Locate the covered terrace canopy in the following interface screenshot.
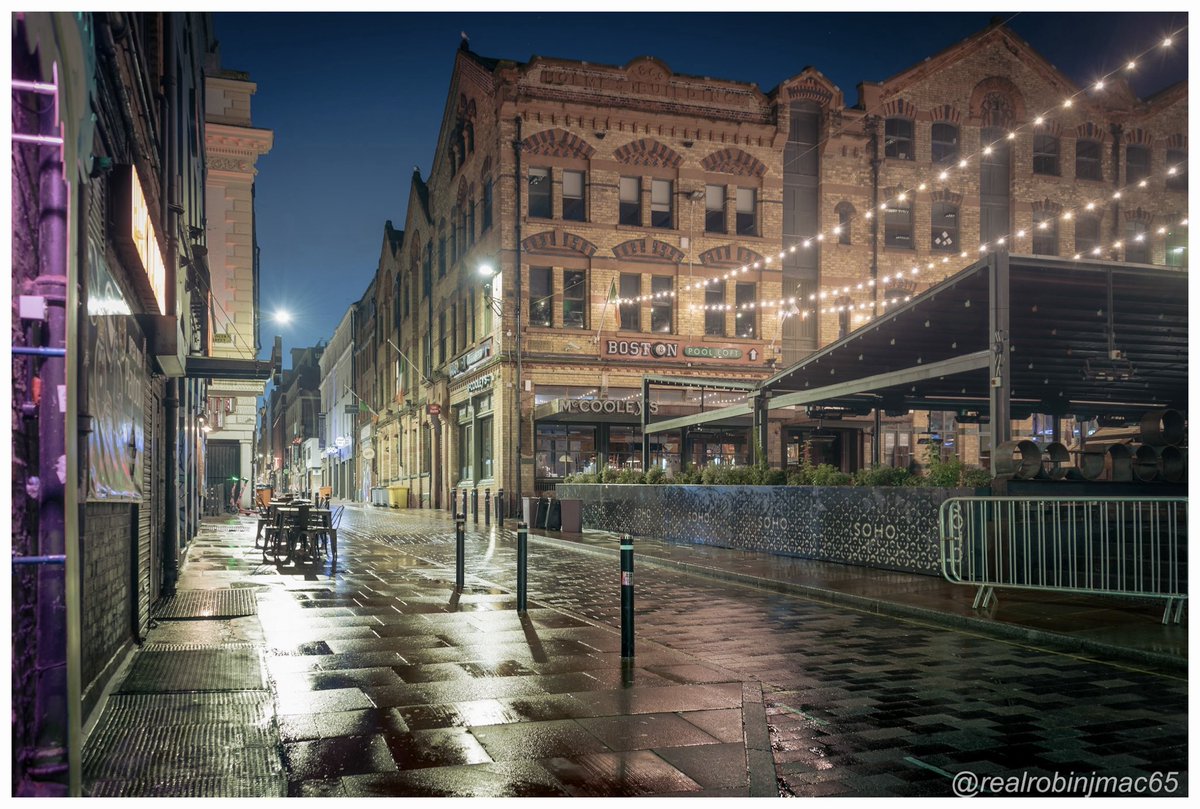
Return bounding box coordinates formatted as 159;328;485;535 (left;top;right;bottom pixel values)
640;253;1187;471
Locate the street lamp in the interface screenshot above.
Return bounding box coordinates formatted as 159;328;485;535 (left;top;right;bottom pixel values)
478;261;521;523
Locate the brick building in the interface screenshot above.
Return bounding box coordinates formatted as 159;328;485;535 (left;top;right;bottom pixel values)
345;21;1185;511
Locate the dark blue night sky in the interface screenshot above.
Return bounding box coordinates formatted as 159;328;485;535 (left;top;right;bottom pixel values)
211;11;1188;359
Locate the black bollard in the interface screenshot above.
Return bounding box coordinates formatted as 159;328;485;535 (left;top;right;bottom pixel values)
620;534;634;659
484;489;491;525
516;521;528;613
471;487;479;523
455;517;465;591
451;488;458;517
496;488;505;524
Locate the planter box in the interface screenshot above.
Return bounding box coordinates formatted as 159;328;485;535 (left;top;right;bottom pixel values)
555;483;977;575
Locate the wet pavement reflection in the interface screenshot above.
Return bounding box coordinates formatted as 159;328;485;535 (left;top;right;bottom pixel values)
80;506;1187;797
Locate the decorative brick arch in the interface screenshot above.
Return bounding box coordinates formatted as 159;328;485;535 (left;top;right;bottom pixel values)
1123;207;1153;225
699;245;764;267
882;98;917;120
521;230;598;258
931;188;963;207
612;138;683;169
700;148;767;178
1075;122;1108;143
1035;120;1063;138
968;76;1026;126
521;128;596;159
1031;199;1062;216
1124;128;1154;146
1165;133;1187;150
613;238;684;264
929;104;962;124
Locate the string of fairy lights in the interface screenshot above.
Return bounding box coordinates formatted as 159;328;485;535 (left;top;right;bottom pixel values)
612;27;1187;326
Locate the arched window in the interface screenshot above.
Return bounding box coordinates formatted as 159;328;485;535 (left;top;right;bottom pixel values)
1125;219;1150;264
1033;134;1060;176
884;199;913;248
835;202;854;245
1126;145;1151;184
931;123;959;164
1032;207;1059;256
931;202;958;252
1074;215;1101;257
1075;140;1103;181
884;118;914;160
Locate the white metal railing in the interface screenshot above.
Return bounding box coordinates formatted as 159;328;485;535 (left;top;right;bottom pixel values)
940;496;1187;624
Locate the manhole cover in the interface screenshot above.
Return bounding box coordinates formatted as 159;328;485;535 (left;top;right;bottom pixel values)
156;589;258;619
117;645;264;692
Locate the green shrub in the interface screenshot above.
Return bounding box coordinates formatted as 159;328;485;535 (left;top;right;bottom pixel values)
644;466;665;485
811;463;852;486
960;468;994;489
764;469;788;486
786;468;812;486
852;464;913;487
700;465;719;485
615;468;644;484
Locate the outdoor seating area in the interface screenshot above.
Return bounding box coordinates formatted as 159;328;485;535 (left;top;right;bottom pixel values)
256;497;344;566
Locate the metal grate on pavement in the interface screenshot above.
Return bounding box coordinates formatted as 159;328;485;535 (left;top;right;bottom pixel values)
116;644;264;693
155;588;258;619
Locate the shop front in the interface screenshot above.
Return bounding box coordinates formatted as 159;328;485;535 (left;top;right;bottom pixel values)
451;371;497;490
532;385;755;492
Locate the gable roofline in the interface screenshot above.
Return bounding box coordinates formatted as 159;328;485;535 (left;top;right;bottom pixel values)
878;21;1078;99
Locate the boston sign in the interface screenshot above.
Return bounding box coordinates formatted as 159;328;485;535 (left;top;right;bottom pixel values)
605;339;761;363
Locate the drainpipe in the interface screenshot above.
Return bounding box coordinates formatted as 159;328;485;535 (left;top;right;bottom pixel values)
867;116;880;317
26;90;70;796
868;116;882;466
1109;123;1123;257
513;116;524;517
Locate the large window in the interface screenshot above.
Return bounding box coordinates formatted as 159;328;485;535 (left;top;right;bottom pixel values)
438;312;446;365
563;170;585;221
458;420;473;482
619;273;641;331
1033;134;1060;175
736;188;757;236
478;414;493;480
482;178;493;231
563;270;587;328
619;176;641;225
1075;215;1101;256
884;118;914;160
528;167;551;218
836;202;853;245
1126;145;1151;184
705;184;726;233
1125;220;1149;264
535;424;596;479
650;276;673;333
650;179;672;228
931;123;959;164
884;199;913;248
529;267;552;327
735;282;756;338
438;236;446;277
1032;209;1058;256
1166;149;1187;191
931;202;958;252
1075;139;1102;181
705;281;726;336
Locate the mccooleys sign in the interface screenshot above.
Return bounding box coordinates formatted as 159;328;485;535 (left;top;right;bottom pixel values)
561;398;659;416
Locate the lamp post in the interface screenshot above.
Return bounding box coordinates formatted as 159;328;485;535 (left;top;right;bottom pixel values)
479;262;521;523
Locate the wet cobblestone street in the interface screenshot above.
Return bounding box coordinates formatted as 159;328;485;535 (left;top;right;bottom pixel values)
82;506;1187;797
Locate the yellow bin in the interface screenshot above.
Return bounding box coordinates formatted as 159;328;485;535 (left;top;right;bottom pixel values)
388;485;409;508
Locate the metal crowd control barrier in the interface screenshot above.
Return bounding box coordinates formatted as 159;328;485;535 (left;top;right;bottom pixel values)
939;496;1187;624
